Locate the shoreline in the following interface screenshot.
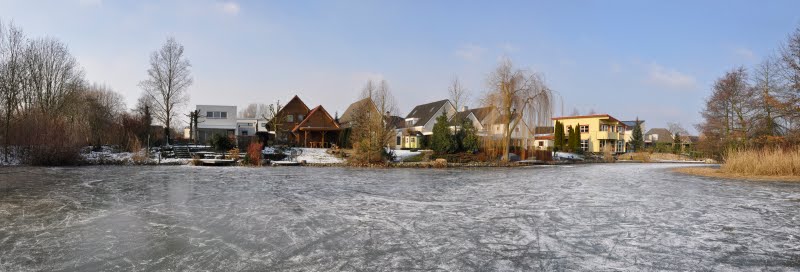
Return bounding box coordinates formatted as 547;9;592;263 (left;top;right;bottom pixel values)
673;166;800;182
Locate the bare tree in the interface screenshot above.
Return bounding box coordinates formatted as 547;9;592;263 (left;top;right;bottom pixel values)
752;56;789;136
780;25;800;135
570;108;580;116
0;22;25;161
19;37;84;115
139;37;192;145
448;76;470;112
262;100;286;146
350;79;398;163
482;58;552;162
239;103;268;118
666;122;689;136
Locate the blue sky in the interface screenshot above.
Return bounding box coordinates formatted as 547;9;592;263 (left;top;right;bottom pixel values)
2;0;799;133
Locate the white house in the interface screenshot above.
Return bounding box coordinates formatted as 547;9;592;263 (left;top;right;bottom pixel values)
196;105;237;144
396;99;456;149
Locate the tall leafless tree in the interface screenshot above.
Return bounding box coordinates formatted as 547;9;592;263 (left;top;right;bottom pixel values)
0;22;25;161
482;58;552;162
350;79;398;163
448;76;470;112
780;25;800;136
239;103;268;118
139;37;192;145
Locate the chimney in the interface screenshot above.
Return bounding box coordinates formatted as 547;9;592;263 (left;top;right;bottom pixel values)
461;106;468;112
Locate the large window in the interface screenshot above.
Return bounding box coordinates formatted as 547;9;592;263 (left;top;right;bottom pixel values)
617;140;624;152
580;140;589;151
206;111;228;119
579;125;589;133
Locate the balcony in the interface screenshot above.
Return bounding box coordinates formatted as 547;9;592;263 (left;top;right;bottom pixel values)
597;131;623;140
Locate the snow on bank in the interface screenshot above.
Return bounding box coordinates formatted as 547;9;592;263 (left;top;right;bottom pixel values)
391;149;421;162
290;148;344;164
554;152;584;161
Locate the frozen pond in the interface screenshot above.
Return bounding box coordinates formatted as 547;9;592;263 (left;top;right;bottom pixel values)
0;164;799;271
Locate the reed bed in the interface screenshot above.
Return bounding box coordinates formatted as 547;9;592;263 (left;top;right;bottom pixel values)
721;148;800;176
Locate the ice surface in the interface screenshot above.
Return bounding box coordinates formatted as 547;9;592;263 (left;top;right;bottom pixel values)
0;164;799;271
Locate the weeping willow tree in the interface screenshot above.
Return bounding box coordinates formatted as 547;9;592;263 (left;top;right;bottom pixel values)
482;58;553;162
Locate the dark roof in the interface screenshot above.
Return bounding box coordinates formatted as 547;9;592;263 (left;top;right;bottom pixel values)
644;128;673;143
449;110;473;126
534;126;554;134
469;107;494;121
291;105;340;132
404;99;451;127
387;115;405;129
680;135;699;143
338;97;377;126
621;120;644;127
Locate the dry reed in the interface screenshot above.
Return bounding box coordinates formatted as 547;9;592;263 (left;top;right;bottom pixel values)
721;148;800;176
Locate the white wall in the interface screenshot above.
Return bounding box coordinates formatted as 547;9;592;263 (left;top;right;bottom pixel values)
197;105;237;130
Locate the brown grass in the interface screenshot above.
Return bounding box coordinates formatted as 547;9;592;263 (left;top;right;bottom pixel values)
618;152;652;162
722;148;800;177
674;167;800;182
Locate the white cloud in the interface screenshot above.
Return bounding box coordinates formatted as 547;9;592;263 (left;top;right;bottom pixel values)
217;1;240;15
646;63;697;91
454;44;486;62
733;47;756;61
78;0;102;7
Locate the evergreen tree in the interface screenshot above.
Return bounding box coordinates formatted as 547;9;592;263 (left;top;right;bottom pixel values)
461;119;480;152
569;125;582;153
673;132;682;154
631;117;643;152
566;125;575;152
431;112;454;153
553;121;565;152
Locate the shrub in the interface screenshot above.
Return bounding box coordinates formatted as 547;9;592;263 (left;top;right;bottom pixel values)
227;147;240;160
210;134;235;152
245;142;263;166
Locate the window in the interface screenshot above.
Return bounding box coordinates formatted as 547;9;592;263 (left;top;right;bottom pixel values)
396;136;401;145
515;127;520;132
287;115;294;122
580;125;589;133
617;140;624;152
581;140;589;151
205;111;228;119
260;123;267;128
617;126;623;132
410;137;416;143
600;124;609;131
241;130;248;136
297;114;305;121
538;141;544;147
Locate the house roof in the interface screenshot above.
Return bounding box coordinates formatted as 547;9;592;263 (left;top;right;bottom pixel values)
404;99;451;127
387;115;405;129
534;126;555;134
448;110;474;126
552;114;625;126
291;105;340;133
644;128;673;143
338;97;378;126
680;135;699;143
621;120;644;127
468;107;494;121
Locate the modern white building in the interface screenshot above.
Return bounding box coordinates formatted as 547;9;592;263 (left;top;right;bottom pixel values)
196;105;237;144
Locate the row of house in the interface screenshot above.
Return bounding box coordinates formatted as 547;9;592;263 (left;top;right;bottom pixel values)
189;95;696;154
189;96;535;150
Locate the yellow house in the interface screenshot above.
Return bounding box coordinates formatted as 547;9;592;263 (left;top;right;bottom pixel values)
552;114;628;153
